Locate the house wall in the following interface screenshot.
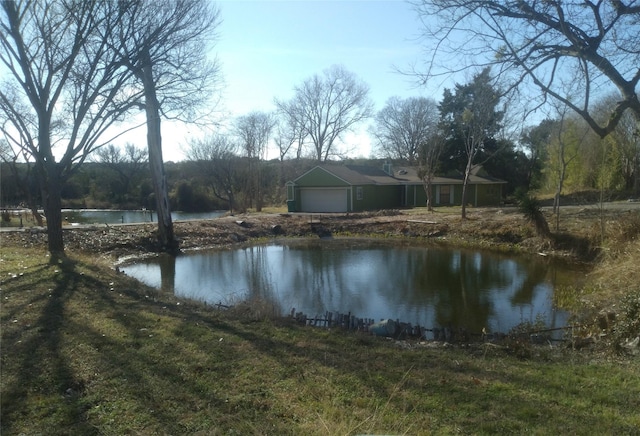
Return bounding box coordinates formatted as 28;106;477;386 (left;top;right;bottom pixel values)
475;184;503;206
407;184;428;207
353;185;402;211
290;168;351;212
409;183;503;207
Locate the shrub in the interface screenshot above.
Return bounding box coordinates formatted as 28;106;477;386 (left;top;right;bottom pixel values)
518;194;550;238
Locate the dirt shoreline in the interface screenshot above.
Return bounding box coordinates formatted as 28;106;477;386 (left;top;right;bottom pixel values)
1;207;607;263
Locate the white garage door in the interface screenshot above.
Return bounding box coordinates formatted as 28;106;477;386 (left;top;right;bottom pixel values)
300;188;348;212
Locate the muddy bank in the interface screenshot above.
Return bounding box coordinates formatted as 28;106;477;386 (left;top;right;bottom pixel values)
2;207;603;262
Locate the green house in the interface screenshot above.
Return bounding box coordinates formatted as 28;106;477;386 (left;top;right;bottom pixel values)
393;165;506;209
286;164;506;213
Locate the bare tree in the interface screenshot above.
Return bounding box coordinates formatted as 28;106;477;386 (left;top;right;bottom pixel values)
94;143;148;202
234;111;276;211
114;0;222;253
275;65;374;162
418;131;446;211
412;0;640;138
546;105;589;230
371;96;439;164
274;108;307;161
186;134;239;213
0;0;141;257
234;112;275;162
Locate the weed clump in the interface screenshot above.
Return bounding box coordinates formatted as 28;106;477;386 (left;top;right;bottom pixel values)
611;291;640;355
518;194;550;238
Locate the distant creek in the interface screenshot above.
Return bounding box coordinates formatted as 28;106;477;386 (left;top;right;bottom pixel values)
61;209;226;225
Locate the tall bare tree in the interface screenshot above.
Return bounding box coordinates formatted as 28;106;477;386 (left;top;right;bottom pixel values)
0;0;141;257
112;0;221;253
234;111;275;211
371;96;439;164
275;65;374;162
412;0;640;138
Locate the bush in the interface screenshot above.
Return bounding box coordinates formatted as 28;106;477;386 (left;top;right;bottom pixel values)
173;181;216;212
518;194;550;238
612;291;640;354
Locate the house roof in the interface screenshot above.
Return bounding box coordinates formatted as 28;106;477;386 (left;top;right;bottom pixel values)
294;164;399;185
392;166;507;185
293;164;506;186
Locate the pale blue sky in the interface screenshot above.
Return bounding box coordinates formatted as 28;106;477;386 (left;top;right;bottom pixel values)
122;0;448;160
215;0;429;117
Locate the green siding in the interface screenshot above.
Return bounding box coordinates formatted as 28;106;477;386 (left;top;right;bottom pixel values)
454;185;464;206
414;184;429;207
352;185;401;211
295;167;349;187
475;184;503;206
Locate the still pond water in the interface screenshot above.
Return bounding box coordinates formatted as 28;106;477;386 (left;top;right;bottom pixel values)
62;209;225;225
121;238;584;335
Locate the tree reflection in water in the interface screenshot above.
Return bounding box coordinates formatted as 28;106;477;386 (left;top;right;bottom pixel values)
121;239;584;334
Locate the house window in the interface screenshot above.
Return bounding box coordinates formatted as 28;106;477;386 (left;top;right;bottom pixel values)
356;186;363;200
439;185;451;204
287;184;295;201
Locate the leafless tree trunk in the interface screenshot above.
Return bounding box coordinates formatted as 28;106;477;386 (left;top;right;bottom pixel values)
548;107;586;231
115;0;221;252
140;55;176;252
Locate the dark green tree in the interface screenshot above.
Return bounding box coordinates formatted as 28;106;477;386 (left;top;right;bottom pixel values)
438;68;504;218
520;119;558;191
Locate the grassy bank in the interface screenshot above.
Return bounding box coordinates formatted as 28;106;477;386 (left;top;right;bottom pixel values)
2;244;639;435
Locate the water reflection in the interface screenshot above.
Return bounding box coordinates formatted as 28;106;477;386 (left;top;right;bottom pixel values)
121;239;583;334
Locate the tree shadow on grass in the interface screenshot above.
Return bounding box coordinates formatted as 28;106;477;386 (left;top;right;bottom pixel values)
3;256;637;434
1;259;99;434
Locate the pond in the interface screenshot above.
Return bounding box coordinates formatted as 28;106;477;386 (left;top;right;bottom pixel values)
120;238;585;336
62;209;226;225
